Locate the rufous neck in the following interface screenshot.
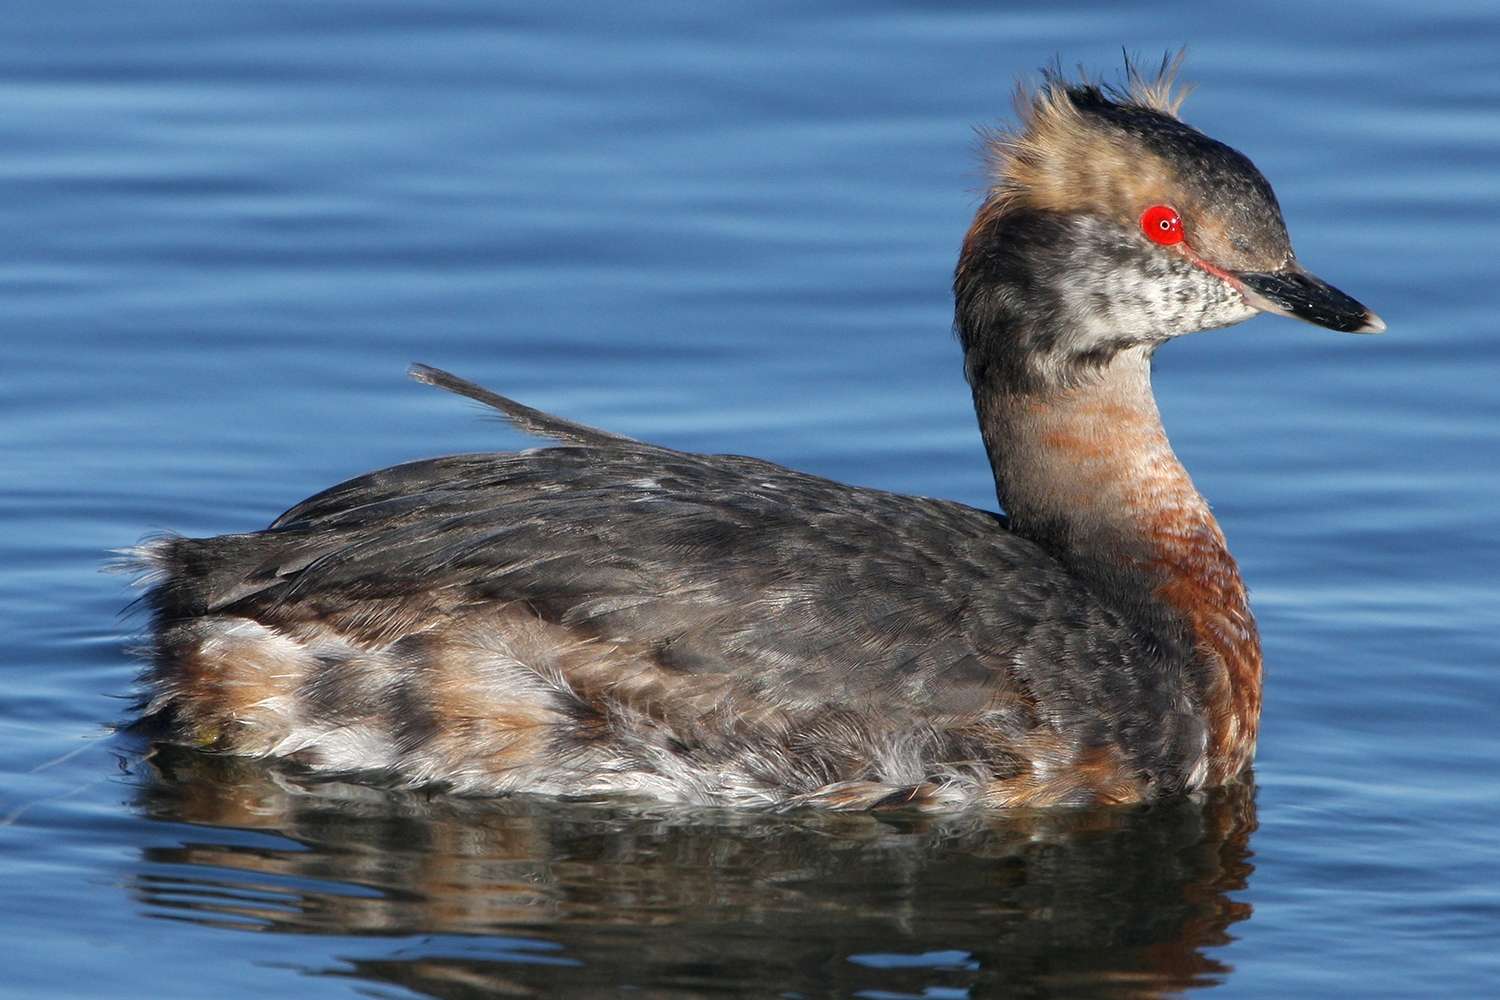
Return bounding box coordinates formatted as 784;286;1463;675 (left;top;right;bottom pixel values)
976;348;1203;580
974;345;1261;779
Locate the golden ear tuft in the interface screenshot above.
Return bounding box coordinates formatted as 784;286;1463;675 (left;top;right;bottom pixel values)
1124;48;1194;116
974;51;1194;213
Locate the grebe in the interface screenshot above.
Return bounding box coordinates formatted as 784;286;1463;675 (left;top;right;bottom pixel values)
134;65;1380;810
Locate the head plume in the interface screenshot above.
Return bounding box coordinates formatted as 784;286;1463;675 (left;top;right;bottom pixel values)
978;52;1196;221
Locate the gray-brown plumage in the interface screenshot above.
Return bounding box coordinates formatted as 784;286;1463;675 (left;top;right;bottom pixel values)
133;61;1380;810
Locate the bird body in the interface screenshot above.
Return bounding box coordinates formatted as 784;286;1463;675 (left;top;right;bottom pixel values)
134;63;1380;810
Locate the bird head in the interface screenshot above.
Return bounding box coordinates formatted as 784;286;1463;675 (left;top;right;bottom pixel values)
956;58;1381;393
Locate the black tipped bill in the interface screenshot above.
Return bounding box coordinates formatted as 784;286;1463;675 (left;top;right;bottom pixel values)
1235;268;1385;334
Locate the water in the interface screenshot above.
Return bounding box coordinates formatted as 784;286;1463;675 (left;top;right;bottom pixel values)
3;2;1497;996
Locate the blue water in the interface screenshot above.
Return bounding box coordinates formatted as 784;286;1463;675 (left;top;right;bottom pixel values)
3;2;1498;997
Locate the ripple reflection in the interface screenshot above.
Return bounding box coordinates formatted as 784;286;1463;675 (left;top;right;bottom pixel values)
130;746;1256;998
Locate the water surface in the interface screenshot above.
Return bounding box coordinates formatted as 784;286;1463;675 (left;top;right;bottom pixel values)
3;2;1499;997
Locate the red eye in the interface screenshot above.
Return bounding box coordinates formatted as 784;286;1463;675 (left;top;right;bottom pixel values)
1141;205;1184;245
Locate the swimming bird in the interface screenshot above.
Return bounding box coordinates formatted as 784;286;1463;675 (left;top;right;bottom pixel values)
133;65;1380;811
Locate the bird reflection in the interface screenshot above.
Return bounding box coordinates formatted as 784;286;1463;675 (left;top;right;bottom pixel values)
130;745;1256;999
